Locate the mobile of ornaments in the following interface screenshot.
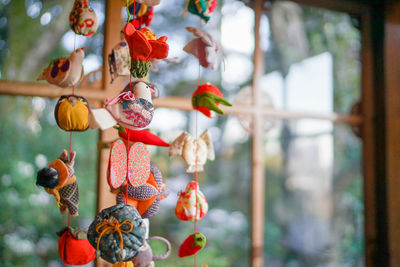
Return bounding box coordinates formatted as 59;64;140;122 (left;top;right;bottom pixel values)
172;0;232;264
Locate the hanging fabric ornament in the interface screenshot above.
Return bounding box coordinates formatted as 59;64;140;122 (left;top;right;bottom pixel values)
134;236;172;266
185;0;218;23
119;128;170;147
108;140;151;189
89;81;156;130
87;204;146;264
115;162;169;218
124;22;169;78
37;47;85;88
178;232;207;258
122;0;161;7
183;27;222;70
55;95;90;132
36;150;79;216
129;3;154;28
57;227;95;265
192;83;232;118
70;0;99;36
175;181;208;221
108;32;131;83
169;130;215;173
105;82;155;130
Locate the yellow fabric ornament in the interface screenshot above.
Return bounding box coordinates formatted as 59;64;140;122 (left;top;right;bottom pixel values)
55;95;90;131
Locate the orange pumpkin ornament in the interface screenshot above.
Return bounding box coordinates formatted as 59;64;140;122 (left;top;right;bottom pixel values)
55;95;90;131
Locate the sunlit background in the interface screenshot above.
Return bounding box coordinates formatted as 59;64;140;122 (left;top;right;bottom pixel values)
0;0;362;266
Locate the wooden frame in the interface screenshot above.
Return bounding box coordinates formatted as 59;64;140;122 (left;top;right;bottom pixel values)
0;0;398;266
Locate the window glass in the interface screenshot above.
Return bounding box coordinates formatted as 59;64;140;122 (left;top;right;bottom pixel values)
0;96;98;265
0;0;105;82
262;3;363;265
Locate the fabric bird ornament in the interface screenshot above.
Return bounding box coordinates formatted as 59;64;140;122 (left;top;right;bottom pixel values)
192;83;232;118
70;0;99;36
185;0;218;22
36;150;79;216
37;47;85;88
183;27;222;70
169;130;215;173
124;22;169;78
89;81;156;131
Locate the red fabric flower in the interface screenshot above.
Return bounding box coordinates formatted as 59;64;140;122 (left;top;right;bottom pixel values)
124;22;169;62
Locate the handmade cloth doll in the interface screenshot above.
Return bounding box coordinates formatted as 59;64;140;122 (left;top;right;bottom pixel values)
169;130;215;173
175;181;208;221
192;83;232;118
124;22;169;78
178;232;206;257
55;95;90;131
57;227;95;265
185;0;218;22
87;204;146;264
107;140;151;189
183;27;222;70
37;47;85;88
134;236;171;267
89;81;155;131
70;0;99;36
36;150;79;216
115;162;169;218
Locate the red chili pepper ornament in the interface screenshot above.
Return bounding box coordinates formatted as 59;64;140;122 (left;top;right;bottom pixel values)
178;232;207;257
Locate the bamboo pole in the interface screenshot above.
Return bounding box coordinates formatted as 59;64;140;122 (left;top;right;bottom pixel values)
0;80;363;125
251;0;265;265
0;80;107;100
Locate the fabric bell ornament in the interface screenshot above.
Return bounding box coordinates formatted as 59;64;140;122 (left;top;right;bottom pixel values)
175;181;208;221
115;162;170;218
57;227;95;265
55;95;90;131
70;0;99;36
37;47;85;88
87;204;146;264
36;150;80;216
169;130;215;173
124;22;169;78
